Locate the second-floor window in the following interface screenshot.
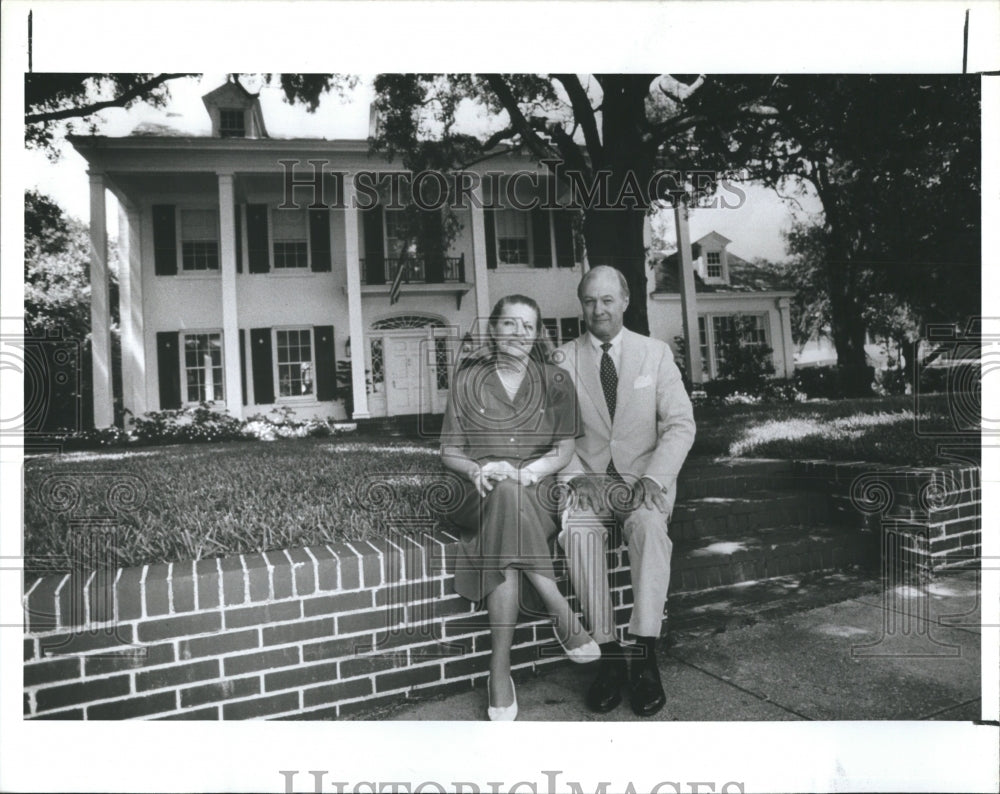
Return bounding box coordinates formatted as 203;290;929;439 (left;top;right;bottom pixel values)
219;109;246;138
496;209;531;265
180;209;220;271
272;207;309;269
706;251;723;279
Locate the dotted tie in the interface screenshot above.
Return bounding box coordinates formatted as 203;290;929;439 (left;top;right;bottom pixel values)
600;342;620;479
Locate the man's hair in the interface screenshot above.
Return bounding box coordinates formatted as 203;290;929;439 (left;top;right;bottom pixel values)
577;265;630;301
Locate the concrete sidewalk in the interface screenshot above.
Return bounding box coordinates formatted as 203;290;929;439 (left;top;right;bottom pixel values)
365;569;984;722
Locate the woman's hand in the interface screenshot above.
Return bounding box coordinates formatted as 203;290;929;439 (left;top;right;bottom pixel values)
471;461;518;496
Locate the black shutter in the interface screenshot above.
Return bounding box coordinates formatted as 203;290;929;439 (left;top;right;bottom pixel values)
484;208;497;270
234;204;243;274
560;317;581;342
421;209;445;283
152;205;177;276
554;209;576;268
309;208;332;272
238;329;247;406
531;208;552;268
246;204;270;273
314;325;336;401
250;327;274;404
156;332;181;409
362;204;385;284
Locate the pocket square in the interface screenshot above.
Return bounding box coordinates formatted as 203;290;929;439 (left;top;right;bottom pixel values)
633;375;653;389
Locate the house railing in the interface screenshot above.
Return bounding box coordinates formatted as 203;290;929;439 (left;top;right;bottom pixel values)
360;254;465;285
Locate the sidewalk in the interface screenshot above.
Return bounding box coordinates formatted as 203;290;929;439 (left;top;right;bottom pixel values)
364;568;983;721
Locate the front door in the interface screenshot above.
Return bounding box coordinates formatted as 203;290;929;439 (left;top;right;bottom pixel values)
384;335;424;416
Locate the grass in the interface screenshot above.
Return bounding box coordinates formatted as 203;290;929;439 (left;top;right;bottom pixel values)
24;394;977;574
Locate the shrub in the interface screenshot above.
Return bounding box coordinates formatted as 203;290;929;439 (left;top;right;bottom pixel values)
49;425;131;451
130;403;245;445
874;366;909;396
715;315;775;391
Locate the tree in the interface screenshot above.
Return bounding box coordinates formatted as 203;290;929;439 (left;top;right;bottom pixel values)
686;75;980;395
278;73;780;335
25;190;121;429
25;73;192;156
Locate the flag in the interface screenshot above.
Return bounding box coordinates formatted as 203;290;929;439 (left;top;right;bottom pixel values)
389;259;406;305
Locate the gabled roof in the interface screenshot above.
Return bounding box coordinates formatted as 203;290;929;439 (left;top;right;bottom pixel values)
201;78;258;108
693;230;732;247
652;250;793;294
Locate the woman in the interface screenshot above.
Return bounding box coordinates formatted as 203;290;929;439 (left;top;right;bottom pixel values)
439;294;600;721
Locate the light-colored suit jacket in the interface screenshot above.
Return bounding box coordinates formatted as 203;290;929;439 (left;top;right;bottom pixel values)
554;329;696;514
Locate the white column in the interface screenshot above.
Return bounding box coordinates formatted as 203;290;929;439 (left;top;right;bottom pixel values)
88;173;114;427
116;202;146;418
217;173;243;418
674;203;702;384
469;184;491;333
343;175;370;419
777;296;795;377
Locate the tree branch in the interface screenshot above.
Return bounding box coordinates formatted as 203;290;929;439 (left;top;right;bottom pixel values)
26;73;196;125
551;73;603;162
482;74;558;162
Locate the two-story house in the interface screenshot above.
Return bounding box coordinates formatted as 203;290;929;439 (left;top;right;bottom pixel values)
70;79;587;426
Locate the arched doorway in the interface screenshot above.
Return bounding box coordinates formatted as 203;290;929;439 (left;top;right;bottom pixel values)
367;315;455;417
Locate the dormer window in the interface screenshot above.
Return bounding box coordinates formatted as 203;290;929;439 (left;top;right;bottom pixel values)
219;109;246;138
706;251;723;279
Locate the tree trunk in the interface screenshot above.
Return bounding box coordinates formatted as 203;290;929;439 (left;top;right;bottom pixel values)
581;207;650;335
826;253;872;397
578;75;657;337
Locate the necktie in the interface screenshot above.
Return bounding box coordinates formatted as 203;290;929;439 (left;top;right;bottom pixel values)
600;342;621;479
600;342;617;420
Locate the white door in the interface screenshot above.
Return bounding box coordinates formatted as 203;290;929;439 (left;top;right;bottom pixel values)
385;335;425;416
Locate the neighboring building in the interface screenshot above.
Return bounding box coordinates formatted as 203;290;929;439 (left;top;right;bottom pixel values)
649;231;797;380
71;79;587;425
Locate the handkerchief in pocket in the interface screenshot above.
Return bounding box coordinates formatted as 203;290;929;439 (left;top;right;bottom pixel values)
633;374;653;389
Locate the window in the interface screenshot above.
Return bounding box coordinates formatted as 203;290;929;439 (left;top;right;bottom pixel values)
384;209;424;280
542;318;559;345
698;316;710;377
709;313;769;375
182;332;224;403
370;338;385;392
275;328;314;397
180;209;220;271
496;209;530;265
706;251;722;279
219;109;246;138
434;338;450;390
272;207;308;269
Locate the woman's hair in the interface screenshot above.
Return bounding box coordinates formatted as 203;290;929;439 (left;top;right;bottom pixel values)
487;294;554;365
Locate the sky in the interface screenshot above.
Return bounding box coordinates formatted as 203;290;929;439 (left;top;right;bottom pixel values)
28;73;823;262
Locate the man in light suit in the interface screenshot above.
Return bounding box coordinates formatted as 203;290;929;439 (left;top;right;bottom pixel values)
553;265;696;716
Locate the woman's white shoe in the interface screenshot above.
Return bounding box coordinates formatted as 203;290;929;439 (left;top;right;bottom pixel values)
486;675;518;721
557;632;602;664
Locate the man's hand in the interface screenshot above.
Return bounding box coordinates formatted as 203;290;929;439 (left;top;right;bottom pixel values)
633;477;671;513
567;475;607;513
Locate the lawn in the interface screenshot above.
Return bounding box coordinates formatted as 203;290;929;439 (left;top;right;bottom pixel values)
23;394;976;574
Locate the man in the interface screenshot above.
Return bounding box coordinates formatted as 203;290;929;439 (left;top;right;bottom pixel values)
553;265;696;716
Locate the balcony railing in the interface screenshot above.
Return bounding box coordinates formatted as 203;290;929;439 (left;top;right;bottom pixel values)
360;254;466;285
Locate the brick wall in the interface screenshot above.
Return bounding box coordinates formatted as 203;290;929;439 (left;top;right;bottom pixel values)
791;460;982;577
23;529;637;720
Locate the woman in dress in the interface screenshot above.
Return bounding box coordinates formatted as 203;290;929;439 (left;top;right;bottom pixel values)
439;294;600;720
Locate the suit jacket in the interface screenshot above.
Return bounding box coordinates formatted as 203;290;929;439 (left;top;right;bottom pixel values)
553;328;696;513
